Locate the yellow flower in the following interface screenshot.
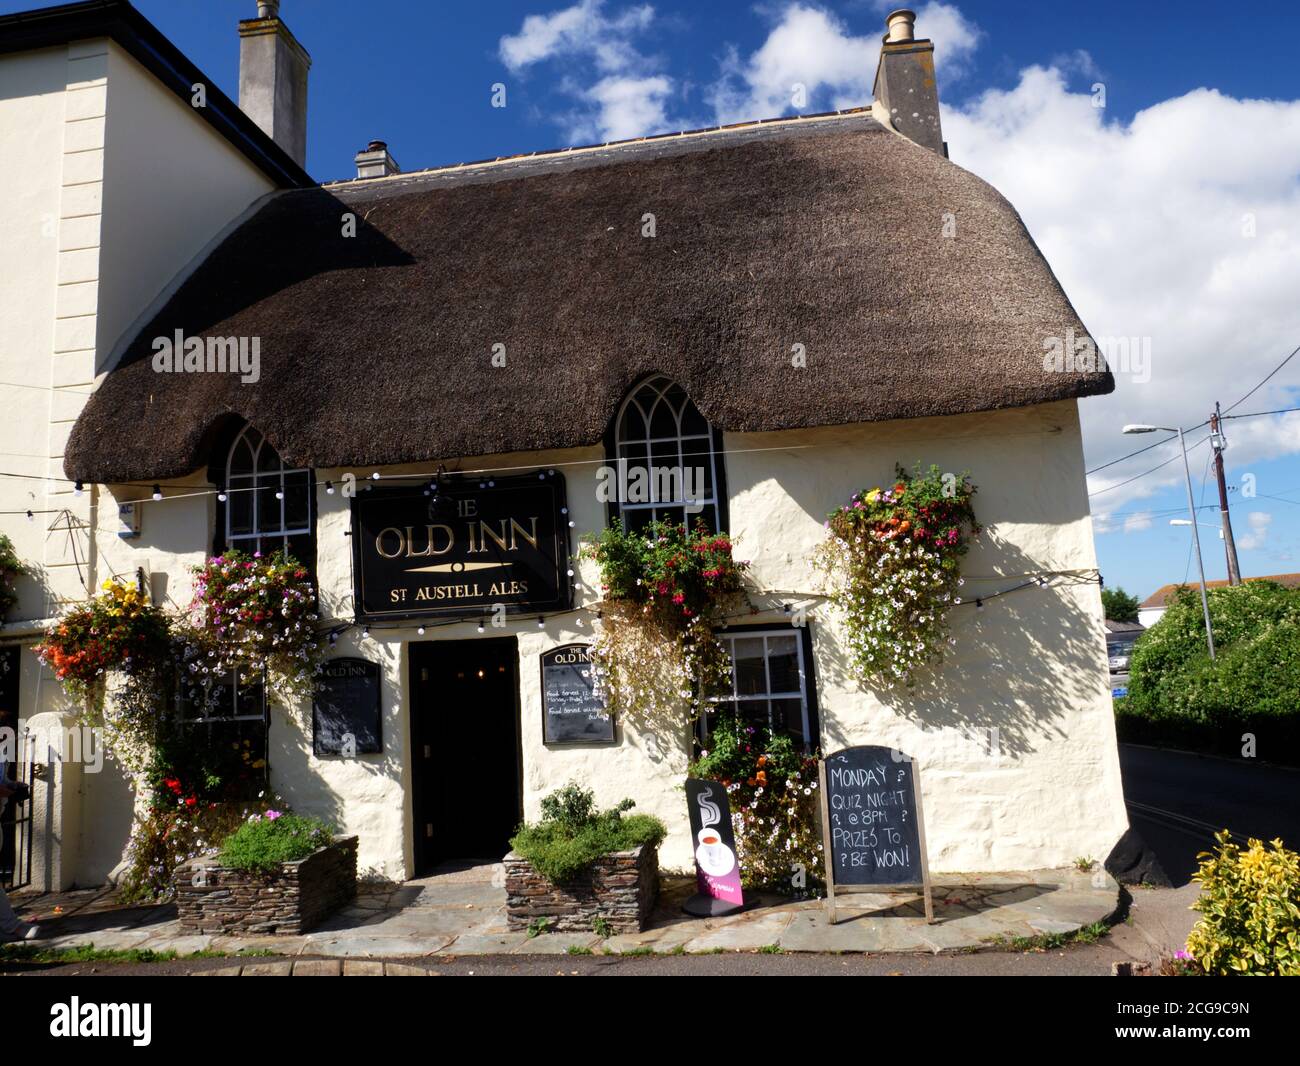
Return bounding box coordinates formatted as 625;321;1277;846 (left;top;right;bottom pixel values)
866;488;881;503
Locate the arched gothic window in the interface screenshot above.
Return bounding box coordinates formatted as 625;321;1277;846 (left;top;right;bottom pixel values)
219;424;313;560
609;375;726;532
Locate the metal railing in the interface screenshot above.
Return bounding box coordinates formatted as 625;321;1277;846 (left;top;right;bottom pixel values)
2;730;35;892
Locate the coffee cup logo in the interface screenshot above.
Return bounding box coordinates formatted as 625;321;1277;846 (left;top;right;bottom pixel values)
696;826;735;877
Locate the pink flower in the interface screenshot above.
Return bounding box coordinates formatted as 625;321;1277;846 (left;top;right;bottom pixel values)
265;809;282;821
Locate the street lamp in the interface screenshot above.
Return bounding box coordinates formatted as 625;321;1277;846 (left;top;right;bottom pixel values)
1169;519;1224;539
1123;424;1216;659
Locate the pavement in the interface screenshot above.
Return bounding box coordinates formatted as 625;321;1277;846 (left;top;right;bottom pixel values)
5;861;1130;964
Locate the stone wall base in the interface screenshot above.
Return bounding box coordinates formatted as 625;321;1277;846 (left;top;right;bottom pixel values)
176;836;358;936
505;845;658;933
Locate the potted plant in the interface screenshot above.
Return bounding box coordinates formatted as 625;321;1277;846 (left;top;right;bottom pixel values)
175;811;357;935
505;784;666;934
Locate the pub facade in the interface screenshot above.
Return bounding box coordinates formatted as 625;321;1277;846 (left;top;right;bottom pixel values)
0;1;1130;887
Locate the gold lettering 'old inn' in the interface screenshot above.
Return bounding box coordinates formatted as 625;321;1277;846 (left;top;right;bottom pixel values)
374;517;540;561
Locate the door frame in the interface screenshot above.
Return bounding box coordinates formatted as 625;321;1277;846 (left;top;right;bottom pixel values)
408;636;523;874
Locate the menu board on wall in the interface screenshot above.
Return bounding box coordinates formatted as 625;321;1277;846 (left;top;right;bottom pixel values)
312;657;382;756
818;745;933;923
540;644;614;745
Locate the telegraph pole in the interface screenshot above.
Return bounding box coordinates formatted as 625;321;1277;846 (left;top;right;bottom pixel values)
1210;403;1242;585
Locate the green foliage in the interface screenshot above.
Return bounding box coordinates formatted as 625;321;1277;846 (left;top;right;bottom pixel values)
511;783;666;884
814;463;979;687
526;917;552;938
582;519;748;723
591;915;613;938
688;714;821;893
0;532;28;621
1121;582;1300;760
218;811;334;874
1186;830;1300;976
1101;587;1140;623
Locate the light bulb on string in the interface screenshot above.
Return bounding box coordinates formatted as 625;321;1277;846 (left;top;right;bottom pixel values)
152;484;162;501
325;481;335;495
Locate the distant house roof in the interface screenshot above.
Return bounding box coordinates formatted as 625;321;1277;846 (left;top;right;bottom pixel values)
1105;620;1145;635
0;0;310;189
64;108;1113;483
1140;573;1300;609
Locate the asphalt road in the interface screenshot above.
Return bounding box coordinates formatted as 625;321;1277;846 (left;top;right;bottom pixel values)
1119;743;1300;885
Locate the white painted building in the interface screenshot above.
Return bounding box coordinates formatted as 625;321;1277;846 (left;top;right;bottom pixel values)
1;2;1130;889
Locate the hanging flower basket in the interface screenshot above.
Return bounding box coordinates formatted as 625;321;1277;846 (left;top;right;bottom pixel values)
815;463;979;687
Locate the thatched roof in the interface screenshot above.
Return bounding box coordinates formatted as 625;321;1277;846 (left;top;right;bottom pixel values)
65;110;1111;483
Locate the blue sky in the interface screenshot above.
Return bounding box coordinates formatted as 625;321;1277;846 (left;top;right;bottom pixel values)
8;0;1299;601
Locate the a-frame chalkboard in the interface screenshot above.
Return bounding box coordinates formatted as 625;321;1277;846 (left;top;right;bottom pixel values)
818;745;934;924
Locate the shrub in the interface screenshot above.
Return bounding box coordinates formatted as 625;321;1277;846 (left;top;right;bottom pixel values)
0;532;28;621
1122;582;1300;760
511;783;666;884
1186;830;1300;976
218;811;335;874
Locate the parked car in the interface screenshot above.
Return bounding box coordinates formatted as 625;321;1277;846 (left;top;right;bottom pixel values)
1107;640;1136;674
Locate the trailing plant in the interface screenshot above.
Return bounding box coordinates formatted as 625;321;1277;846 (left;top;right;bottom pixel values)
814;463;979;687
185;549;323;706
689;714;822;893
510;783;666;884
1185;830;1300;976
583;519;748;722
0;532;28;621
34;579;173;708
218;810;335;873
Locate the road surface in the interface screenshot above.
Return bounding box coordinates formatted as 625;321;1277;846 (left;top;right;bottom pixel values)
1119;743;1300;885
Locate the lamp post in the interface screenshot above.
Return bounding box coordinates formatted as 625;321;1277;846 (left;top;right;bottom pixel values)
1123;424;1215;659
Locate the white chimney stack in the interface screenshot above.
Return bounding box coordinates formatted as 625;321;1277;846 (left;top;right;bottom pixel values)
239;1;311;168
355;140;401;180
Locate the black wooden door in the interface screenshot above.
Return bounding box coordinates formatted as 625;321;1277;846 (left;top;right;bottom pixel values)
411;638;521;873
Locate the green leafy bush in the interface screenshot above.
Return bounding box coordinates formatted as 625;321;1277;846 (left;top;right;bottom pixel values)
218;811;335;873
1186;830;1300;976
0;532;29;621
1120;582;1300;761
511;783;666;884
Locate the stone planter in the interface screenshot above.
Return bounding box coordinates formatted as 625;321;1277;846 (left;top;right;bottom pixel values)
504;844;659;933
175;836;358;936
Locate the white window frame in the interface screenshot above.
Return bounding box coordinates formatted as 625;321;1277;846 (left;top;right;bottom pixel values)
613;375;721;529
705;628;813;745
224;424;312;554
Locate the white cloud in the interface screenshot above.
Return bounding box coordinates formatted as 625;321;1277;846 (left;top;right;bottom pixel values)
499;0;656;74
576;75;674;142
1237;511;1274;550
943;71;1300;511
708;2;980;125
1122;512;1154;534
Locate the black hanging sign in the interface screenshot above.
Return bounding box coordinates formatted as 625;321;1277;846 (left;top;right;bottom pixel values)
818;745;933;923
312;657;382;755
540;644;615;745
351;471;572;621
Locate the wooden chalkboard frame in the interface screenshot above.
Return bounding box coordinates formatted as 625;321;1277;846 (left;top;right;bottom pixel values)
312;656;382;756
539;643;616;747
818;749;934;925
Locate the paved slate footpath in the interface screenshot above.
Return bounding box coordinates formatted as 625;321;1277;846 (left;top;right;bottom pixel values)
10;862;1143;967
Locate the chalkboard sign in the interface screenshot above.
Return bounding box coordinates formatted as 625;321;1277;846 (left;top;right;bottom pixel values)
312;657;382;756
818;745;933;923
540;644;614;745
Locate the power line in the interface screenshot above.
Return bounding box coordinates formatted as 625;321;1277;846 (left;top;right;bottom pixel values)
1223;342;1300;414
1088;433;1210;498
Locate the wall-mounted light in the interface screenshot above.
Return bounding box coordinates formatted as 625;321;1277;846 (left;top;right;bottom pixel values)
151;484;162;501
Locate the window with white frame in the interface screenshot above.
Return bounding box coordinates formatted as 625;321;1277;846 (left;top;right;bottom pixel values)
703;628;817;749
222;424;313;558
611;375;724;532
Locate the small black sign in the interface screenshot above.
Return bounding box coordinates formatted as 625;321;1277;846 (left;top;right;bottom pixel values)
540;644;614;745
351;472;572;621
312;657;382;756
684;778;744;913
823;745;924;886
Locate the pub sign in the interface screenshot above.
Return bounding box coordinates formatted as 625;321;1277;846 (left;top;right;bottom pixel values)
351;471;572;622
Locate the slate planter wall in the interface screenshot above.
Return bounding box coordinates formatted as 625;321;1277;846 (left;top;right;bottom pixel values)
176;836;358;935
504;843;659;933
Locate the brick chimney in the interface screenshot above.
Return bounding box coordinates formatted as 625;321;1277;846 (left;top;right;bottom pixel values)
355;140;401;179
239;0;311;168
872;8;947;157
